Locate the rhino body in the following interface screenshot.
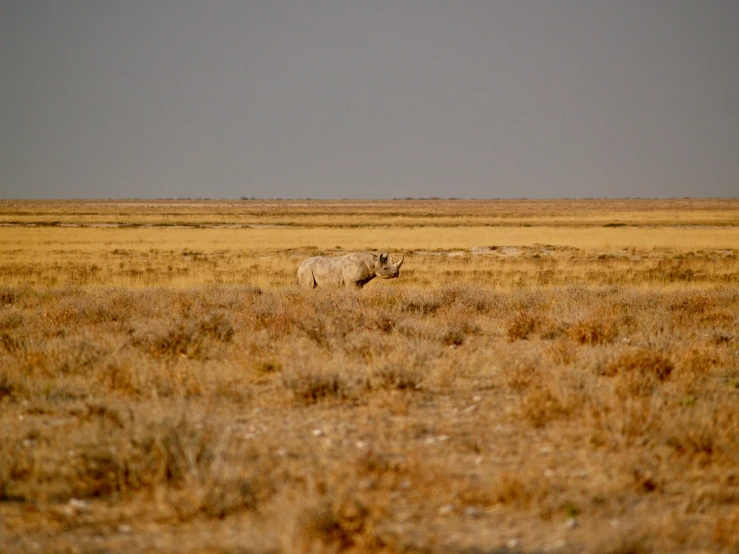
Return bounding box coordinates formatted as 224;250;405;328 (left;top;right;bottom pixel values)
297;252;404;290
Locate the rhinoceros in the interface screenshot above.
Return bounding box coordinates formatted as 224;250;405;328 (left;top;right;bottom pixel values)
297;252;404;290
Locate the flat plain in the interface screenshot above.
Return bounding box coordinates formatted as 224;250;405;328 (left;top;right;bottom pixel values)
1;198;738;553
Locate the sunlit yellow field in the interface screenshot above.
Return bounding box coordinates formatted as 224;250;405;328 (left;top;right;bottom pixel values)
1;199;738;553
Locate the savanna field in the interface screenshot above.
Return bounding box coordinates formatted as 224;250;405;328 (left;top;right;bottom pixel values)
1;198;738;553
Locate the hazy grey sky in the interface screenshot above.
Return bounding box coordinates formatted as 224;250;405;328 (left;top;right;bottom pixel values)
1;1;737;199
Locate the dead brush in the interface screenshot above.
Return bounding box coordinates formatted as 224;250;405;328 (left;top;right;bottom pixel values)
500;354;543;392
668;293;716;316
519;382;573;428
505;311;539;341
282;367;352;403
568;314;619;345
605;348;674;397
371;364;424;391
544;337;577;365
457;469;551;511
0;308;24;331
129;313;234;360
293;495;376;552
662;401;739;460
676;345;720;375
440;326;466;347
439;284;499;313
62;413;265;519
0;371;19;402
0;330;26;354
50;334;107;376
712;513;739;550
372;311;396;334
401;290;443;315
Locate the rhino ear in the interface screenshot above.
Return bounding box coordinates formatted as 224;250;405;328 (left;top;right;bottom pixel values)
379;253;388;263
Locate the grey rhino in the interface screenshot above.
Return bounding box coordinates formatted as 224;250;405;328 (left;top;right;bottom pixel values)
297;252;404;290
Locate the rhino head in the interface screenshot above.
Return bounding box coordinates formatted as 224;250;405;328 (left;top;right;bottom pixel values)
374;253;404;279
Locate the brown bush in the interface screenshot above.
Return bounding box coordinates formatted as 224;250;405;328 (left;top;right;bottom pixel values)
282;368;351;403
568;315;618;345
544;337;577;365
519;384;571;428
371;365;424;391
606;349;674;397
294;496;375;551
501;356;543;392
506;311;539;341
677;345;720;374
129;313;233;360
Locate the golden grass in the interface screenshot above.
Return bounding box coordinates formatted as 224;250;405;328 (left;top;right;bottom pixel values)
2;198;738;227
1;199;738;553
2;225;738;289
4;224;739;251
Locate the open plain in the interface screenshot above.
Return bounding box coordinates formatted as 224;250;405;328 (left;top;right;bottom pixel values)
1;198;738;553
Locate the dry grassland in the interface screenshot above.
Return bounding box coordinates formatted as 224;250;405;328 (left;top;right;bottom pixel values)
1;199;738;553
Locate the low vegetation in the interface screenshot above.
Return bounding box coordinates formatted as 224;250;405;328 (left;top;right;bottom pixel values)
0;199;738;553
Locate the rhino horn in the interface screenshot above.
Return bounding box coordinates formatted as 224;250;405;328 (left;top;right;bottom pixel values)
395;254;404;268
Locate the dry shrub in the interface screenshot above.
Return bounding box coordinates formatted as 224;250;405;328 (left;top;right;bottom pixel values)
437;317;481;347
0;370;21;402
668;292;736;328
676;345;720;374
296;314;333;348
599;397;664;444
0;308;24;331
519;384;572;428
293;495;377;552
294;307;378;350
371;365;424;391
368;340;436;391
669;293;715;316
568;315;618;345
712;513;739;550
506;311;539;341
42;290;141;326
401;291;442;315
0;330;26;354
441;285;499;313
282;368;351;403
1;411;267;512
501;355;543;392
372;311;396;333
130;313;234;360
195;312;236;342
545;337;577;365
95;357;138;395
251;311;294;335
593;528;652;554
51;335;106;376
188;478;258;520
606;349;674;397
464;470;550;510
440;327;466;347
257;359;283;374
0;287;21;306
5;333;108;378
662;401;739;459
538;318;568;340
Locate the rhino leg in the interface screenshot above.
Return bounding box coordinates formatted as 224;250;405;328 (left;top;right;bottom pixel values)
297;265;317;289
